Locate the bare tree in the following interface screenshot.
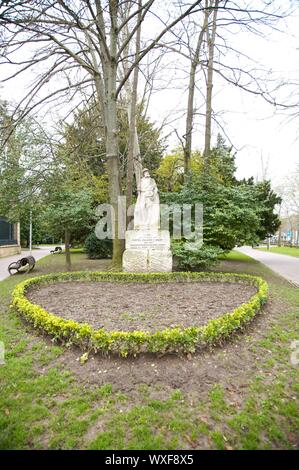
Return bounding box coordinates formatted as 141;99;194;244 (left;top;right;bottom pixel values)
183;4;209;174
118;0;143;212
203;0;219;160
165;0;294;173
0;0;203;266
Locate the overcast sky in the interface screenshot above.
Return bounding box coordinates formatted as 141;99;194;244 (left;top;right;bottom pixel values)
1;1;298;186
146;5;299;185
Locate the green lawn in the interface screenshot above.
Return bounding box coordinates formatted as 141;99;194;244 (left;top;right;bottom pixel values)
257;246;299;258
0;251;298;449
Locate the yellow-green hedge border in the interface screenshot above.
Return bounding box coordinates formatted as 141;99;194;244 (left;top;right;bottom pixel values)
11;271;268;356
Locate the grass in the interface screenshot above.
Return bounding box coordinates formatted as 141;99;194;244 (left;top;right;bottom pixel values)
34;252;110;273
0;250;298;449
256;246;299;258
23;246;86;254
218;250;252;262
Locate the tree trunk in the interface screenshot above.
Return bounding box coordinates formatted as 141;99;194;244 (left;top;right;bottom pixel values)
277;204;282;246
126;98;141;214
203;0;219;163
126;0;142;222
126;105;135;212
85;23;122;265
106;72;122;268
184;11;208;177
184;62;196;177
65;228;71;271
278;228;282;247
106;4;123;269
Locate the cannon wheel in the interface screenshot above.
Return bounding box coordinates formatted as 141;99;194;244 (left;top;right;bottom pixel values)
8;262;21;276
8;256;36;275
8;261;30;275
20;256;36;273
50;247;62;254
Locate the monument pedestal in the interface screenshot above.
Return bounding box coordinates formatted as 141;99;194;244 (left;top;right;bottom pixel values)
123;230;172;272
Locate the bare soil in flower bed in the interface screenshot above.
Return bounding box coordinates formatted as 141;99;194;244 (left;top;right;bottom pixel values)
27;281;257;333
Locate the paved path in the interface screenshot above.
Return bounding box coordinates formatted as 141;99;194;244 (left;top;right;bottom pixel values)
0;247;51;282
236;246;299;287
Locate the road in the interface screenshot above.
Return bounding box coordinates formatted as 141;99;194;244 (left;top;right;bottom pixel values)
236;246;299;287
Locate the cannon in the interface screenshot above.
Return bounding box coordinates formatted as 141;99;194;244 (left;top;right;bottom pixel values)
8;256;36;275
50;246;62;254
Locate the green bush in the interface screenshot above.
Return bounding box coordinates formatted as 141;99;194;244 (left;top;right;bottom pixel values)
84;232;112;259
172;240;224;269
12;271;268;357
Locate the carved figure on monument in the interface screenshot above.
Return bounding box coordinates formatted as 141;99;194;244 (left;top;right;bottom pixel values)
134;168;160;230
123;164;172;273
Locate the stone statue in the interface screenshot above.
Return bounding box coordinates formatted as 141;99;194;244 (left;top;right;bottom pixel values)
123;167;172;272
134;168;160;230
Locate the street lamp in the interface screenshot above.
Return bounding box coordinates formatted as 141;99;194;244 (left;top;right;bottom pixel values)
29;208;32;255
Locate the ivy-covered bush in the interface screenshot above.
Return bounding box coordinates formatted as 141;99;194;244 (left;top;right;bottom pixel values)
11;271;268;357
159;138;281;266
84;232;112;259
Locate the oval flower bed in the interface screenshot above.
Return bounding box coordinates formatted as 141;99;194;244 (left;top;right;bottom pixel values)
11;271;268;357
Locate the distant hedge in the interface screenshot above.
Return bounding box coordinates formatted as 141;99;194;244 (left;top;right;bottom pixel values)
12;271;268;357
